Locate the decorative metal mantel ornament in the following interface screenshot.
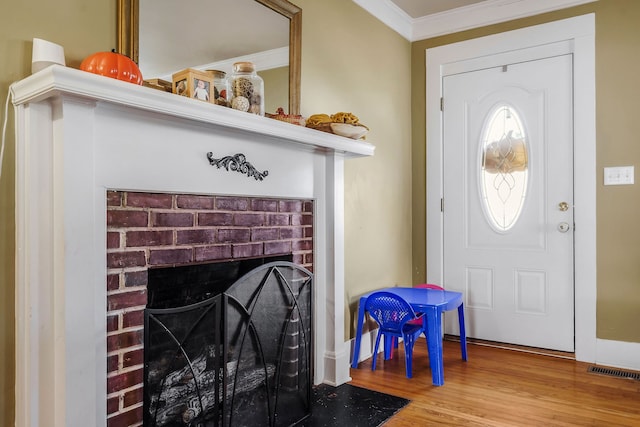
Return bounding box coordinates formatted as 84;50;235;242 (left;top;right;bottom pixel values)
206;152;269;181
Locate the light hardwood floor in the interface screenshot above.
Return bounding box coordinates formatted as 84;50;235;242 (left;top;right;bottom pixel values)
349;339;640;426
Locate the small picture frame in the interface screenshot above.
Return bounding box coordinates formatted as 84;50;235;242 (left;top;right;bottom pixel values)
171;68;214;103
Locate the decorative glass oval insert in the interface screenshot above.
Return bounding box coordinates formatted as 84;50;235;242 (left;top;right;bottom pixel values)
480;104;529;231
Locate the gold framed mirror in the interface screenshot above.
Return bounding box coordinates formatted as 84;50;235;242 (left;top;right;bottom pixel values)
117;0;301;115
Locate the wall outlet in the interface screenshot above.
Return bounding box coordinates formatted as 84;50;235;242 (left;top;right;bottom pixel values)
604;166;634;185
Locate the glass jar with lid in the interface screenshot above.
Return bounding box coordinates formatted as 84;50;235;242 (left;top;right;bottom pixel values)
229;61;264;116
207;69;230;107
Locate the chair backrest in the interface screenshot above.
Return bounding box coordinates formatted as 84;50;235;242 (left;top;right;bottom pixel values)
365;291;419;332
415;283;444;291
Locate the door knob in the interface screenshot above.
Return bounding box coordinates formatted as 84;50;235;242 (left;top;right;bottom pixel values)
558;201;569;211
558;222;570;233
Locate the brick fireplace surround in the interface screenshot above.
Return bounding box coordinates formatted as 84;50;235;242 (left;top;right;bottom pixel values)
12;66;374;426
106;191;313;425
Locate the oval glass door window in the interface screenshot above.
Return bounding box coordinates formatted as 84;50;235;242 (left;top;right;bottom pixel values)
480;104;529;231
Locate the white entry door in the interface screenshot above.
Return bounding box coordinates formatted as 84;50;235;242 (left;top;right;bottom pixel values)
442;54;575;352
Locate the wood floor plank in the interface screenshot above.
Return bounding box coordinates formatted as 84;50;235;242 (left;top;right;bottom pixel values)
349;339;640;426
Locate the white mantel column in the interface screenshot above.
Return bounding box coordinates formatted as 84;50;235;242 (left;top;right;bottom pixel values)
318;151;352;386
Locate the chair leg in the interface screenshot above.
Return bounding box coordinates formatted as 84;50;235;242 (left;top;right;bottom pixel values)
384;335;394;360
388;336;399;360
372;331;383;371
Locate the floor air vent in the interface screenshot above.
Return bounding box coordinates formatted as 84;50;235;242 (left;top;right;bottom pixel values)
588;365;640;380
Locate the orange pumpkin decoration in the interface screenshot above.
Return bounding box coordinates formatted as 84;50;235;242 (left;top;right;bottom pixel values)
80;50;143;85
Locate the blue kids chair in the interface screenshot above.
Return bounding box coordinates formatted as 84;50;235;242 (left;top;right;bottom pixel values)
391;283;445;353
365;291;425;378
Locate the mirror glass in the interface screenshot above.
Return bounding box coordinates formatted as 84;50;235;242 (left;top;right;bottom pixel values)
118;0;301;114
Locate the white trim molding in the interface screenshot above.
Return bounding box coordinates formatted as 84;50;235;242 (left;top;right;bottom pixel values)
354;0;597;41
351;0;413;40
426;15;606;366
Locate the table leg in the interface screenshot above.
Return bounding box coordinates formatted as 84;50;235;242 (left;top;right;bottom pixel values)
458;303;468;361
425;307;444;386
351;297;367;368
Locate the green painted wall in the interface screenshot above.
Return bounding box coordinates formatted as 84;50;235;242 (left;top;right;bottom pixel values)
1;2;115;423
291;0;414;339
411;0;640;343
260;65;289;114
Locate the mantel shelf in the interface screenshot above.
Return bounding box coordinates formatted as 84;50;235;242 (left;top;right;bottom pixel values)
11;65;375;159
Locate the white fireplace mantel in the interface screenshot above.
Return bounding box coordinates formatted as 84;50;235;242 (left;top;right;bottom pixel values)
12;65;374;426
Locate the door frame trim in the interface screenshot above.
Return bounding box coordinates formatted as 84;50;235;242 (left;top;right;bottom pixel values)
426;14;596;362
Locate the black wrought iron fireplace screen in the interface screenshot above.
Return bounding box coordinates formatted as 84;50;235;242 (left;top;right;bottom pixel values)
143;261;313;427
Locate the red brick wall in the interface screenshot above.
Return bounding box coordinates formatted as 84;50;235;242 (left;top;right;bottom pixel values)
105;191;313;426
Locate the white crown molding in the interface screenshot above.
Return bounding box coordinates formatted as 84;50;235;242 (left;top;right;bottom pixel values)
354;0;597;41
351;0;414;40
203;46;289;75
158;46;289;81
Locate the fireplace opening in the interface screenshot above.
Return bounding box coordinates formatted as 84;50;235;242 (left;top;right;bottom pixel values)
106;191;315;426
146;255;293;309
143;260;312;427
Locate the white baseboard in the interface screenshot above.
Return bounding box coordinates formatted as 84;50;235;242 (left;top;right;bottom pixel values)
349;332;640;373
595;339;640;371
322;347;353;386
349;329;400;365
350;328;376;364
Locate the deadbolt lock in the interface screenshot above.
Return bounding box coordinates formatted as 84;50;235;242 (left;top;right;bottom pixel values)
558;202;569;212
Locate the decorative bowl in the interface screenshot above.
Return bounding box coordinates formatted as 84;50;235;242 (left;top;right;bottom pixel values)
329;123;369;139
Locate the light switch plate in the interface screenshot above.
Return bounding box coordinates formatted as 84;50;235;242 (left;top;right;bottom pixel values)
604;166;634;185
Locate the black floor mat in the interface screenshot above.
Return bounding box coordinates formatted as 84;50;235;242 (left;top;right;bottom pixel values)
297;383;409;427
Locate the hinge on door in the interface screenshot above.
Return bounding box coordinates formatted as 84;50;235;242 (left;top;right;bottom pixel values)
441;198;444;212
440;97;444;111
